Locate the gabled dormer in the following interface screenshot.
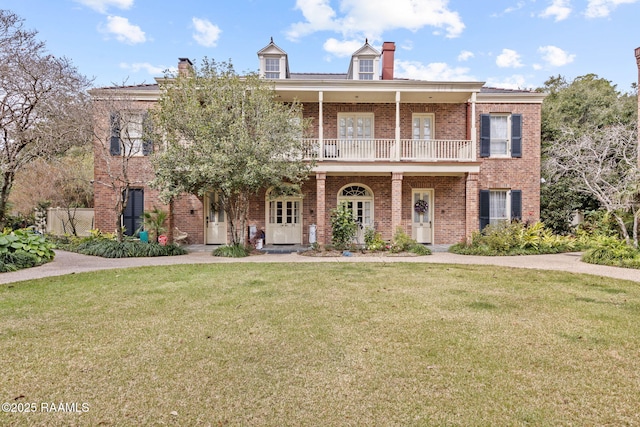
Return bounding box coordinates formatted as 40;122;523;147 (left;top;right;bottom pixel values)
347;40;381;80
257;38;290;79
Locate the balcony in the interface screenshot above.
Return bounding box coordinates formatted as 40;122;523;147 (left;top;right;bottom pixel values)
302;138;475;162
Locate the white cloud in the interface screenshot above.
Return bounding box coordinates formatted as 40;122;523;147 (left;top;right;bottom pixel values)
539;0;572;21
74;0;133;13
585;0;639;17
491;1;525;17
496;49;524;68
323;38;365;57
458;50;474;61
192;18;222;48
400;40;414;51
287;0;465;42
100;16;146;44
485;75;531;90
395;60;474;81
120;62;167;75
538;45;575;66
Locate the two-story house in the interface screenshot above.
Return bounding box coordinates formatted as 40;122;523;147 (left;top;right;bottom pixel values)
92;40;545;246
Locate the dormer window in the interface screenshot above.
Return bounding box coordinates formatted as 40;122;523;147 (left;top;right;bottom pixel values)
359;59;374;80
257;38;289;79
265;57;280;79
347;41;381;80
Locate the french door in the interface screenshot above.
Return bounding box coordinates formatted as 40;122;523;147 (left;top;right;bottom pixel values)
266;198;302;244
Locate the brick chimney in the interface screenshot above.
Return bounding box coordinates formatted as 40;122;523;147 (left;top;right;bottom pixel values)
178;57;194;77
636;47;640;166
381;42;395;80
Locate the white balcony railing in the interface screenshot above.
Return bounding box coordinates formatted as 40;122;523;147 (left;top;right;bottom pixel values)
302;138;474;162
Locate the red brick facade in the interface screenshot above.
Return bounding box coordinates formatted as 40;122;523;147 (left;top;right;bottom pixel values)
92;43;544;246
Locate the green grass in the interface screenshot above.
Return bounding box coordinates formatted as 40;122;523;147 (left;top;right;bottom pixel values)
1;264;639;426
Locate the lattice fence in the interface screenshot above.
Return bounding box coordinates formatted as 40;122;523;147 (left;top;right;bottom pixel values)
46;208;94;236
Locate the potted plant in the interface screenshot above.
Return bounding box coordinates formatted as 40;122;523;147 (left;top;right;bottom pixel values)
140;207;168;243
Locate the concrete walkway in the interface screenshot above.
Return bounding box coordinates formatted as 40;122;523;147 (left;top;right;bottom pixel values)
1;248;639;285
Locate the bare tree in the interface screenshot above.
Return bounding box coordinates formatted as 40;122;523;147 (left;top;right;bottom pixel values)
0;10;93;227
545;122;640;247
90;86;155;242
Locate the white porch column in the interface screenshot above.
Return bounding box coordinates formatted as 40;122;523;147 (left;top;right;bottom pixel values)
391;172;404;235
394;91;401;161
470;92;477;161
318;91;324;160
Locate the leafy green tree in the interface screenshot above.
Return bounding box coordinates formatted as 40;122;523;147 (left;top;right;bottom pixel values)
151;59;311;245
540;74;637;233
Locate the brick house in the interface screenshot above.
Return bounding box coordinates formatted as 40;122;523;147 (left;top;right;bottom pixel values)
92;40;545;246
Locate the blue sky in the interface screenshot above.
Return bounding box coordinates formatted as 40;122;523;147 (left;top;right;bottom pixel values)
3;0;640;91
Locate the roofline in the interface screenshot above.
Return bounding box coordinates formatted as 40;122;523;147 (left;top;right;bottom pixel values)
269;79;487;93
476;92;547;104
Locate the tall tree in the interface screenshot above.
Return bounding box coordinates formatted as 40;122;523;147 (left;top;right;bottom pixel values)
151;59;311;245
545;122;640;247
540;74;638;233
0;10;92;227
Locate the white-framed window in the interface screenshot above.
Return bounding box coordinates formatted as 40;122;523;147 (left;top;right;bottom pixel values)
480;189;522;230
480;113;522;158
489;190;509;225
110;110;150;157
489;114;509;156
337;184;374;228
359;58;374;80
412;114;434;140
121;111;144;156
338;113;374;140
265;57;280;79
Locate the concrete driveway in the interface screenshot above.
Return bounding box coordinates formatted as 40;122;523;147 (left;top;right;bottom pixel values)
1;249;639;285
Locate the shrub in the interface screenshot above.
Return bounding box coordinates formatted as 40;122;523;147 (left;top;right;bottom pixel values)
581;235;640;268
389;227;431;255
0;229;55;263
330;202;358;250
73;240;186;258
408;243;431;256
450;221;576;256
212;244;251;258
364;227;386;252
0;251;41;272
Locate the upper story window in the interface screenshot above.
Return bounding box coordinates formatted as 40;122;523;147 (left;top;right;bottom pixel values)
480;113;522;158
109;111;153;157
265;57;280;79
338;113;373;140
412;114;434;140
359;59;374;80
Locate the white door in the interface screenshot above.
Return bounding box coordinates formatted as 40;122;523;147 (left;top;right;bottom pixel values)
205;192;227;244
345;200;373;244
412;189;433;244
267;198;302;244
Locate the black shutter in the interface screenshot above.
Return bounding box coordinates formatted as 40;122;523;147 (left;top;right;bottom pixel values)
480;114;491;157
511;114;522;158
511;190;522;222
479;190;490;230
142;112;153;156
109;112;121;156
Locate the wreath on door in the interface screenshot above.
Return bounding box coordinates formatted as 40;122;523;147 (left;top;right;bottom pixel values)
414;199;429;214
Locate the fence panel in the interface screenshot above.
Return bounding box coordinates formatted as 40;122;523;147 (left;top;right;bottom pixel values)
46;208;94;236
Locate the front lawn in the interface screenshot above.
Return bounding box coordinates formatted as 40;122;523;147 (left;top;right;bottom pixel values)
1;264;639;426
